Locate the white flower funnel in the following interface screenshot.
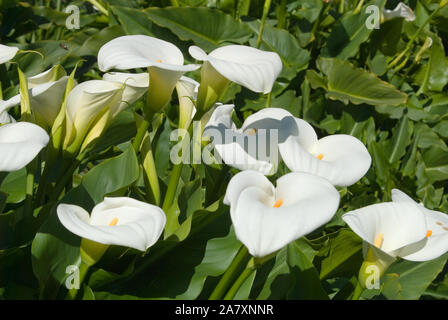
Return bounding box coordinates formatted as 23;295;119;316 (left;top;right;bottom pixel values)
63;80;125;153
343;190;448;263
204;105;298;175
390;189;448;261
279;122;371;186
103;72;149;115
189;45;282;94
57;197;166;252
0;122;49;172
176;76;199;130
98;35;199;112
224;170;340;258
0;44;18;64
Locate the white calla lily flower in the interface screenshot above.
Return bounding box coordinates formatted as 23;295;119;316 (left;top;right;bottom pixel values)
189;45;282;93
390;189;448;261
57;197;166;252
0;44;19;64
343;201;428;262
343;190;448;290
57;197;166;265
98;35;200;112
383;2;415;22
204;105;300;175
189;45;282;112
0;66;69;128
224;170;340;258
0;122;49;172
279;120;371;186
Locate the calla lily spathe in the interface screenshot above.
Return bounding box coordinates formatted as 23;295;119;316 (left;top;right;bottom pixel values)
343;189;448;264
176;76;199;130
0;97;19;124
63;78;146;154
189;45;282;93
0;66;69;128
383;2;415;22
203;105;299;175
279;119;371;187
0;122;49;172
390;189;448;261
57;197;166;252
98;35;199;113
0;44;18;64
189;45;282;112
224;170;340;258
102;72;149;112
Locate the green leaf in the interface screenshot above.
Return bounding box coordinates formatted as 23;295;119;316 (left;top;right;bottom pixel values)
381;255;448;300
384;116;413;164
31;146;139;298
287;239;328;299
143;7;252;51
316;58;408;106
416;35;448;93
318;229;363;280
94;206;240;299
81;146;139;203
0;168;26;204
247;21;310;80
323;0;384;60
110;5;156;35
422;146;448;182
73;25;125;57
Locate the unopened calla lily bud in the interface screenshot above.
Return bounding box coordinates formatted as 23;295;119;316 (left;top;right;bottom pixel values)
176;76;199;130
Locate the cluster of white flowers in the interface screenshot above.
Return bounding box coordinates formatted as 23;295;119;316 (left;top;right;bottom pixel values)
1;33;446;284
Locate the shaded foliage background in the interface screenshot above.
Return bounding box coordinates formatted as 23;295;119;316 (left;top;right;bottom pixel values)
0;0;447;300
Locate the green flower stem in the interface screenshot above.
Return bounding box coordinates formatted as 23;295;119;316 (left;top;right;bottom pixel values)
351;281;363;300
256;0;272;48
132;114;153;153
354;0;364;14
223;259;256;300
86;0;109;16
50;151;87;201
65;261;90;300
98;208;222;293
339;0;345;14
265;91;272;108
161;121;196;213
209;245;250;300
25;159;37;215
388;4;443;70
170;0;179;6
142;140;161;205
276;0;287;29
162;163;183;212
